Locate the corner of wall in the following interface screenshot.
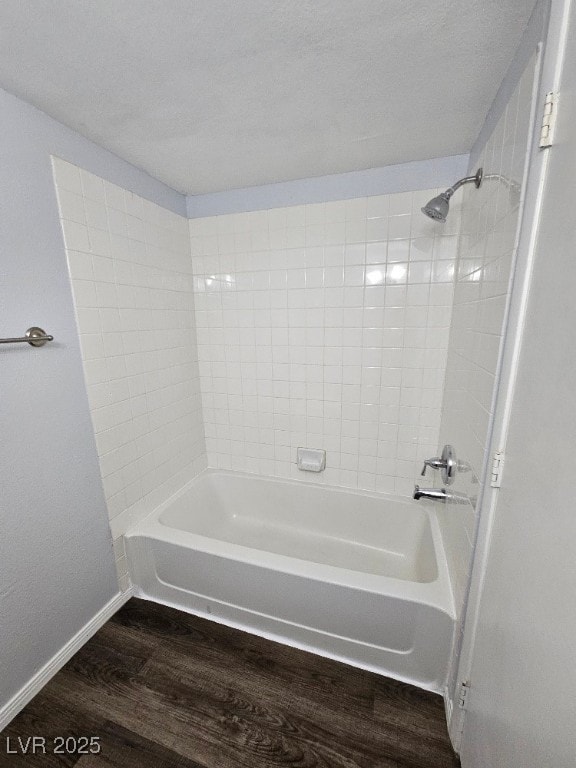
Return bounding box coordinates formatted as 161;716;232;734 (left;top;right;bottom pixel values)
468;0;552;167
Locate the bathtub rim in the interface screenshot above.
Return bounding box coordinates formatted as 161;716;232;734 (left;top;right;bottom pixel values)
125;468;456;620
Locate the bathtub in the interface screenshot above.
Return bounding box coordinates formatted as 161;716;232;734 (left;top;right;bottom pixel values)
125;470;455;692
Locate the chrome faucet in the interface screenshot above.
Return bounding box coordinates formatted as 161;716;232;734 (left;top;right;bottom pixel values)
421;456;445;475
415;445;470;503
413;485;449;501
420;444;458;484
413;484;469;504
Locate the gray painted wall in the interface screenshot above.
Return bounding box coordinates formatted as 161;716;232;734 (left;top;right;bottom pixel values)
0;85;185;714
186;154;469;218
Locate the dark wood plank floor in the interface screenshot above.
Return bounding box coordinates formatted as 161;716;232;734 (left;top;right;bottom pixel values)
1;599;460;768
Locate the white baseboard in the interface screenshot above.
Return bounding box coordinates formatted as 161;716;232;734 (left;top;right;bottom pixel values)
0;588;133;732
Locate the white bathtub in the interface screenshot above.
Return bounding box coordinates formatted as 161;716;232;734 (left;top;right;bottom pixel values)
125;470;455;691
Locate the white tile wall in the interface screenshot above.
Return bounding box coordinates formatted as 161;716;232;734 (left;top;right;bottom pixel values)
437;54;537;610
53;158;206;589
52;101;531;593
190;189;461;494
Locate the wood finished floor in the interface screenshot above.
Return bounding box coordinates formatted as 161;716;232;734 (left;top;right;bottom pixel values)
2;599;460;768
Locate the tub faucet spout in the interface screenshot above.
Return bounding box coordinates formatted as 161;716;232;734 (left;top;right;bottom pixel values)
413;485;448;501
413;485;469;504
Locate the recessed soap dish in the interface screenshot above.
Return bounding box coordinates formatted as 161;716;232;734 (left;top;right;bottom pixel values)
297;447;326;473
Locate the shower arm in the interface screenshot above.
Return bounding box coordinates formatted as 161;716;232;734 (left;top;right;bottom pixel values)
422;166;518;223
443;168;484;200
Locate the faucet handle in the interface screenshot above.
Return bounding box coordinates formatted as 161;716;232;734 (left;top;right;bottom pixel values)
421;457;444;476
421;445;458;485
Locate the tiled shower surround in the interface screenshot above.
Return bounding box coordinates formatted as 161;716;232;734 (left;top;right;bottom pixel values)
437;53;537;613
53;86;532;595
190;191;461;495
52;159;206;587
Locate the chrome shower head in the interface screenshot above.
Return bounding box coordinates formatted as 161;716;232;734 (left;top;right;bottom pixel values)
421;192;451;222
422;167;483;222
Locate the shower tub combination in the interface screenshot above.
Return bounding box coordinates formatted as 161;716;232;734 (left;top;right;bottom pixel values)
126;470;455;692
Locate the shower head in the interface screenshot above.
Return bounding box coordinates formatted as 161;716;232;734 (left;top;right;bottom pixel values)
422;167;483;222
421;192;451;222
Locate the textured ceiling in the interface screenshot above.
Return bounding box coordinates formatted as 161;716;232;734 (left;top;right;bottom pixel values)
0;1;536;195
